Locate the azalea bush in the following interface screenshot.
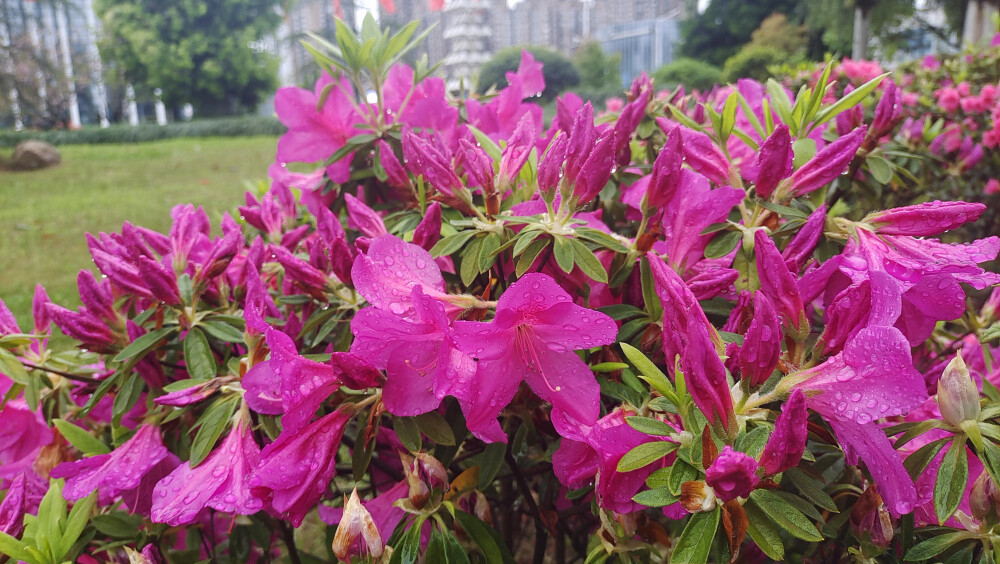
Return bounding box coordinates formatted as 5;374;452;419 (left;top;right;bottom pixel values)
772;48;1000;238
1;16;1000;564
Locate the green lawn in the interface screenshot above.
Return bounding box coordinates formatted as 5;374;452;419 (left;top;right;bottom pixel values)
0;136;278;327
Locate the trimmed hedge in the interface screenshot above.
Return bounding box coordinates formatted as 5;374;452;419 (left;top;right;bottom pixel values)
0;116;285;148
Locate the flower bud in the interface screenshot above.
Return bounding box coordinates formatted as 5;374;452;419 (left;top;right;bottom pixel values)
705;446;758;502
0;474;27;538
937;352;980;426
970;470;1000;521
400;452;449;510
332;489;384;561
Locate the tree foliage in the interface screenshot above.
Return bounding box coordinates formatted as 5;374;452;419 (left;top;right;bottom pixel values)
572;40;623;104
94;0;281;115
680;0;800;67
477;46;580;102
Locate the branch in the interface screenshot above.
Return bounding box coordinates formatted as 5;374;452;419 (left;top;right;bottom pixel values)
18;359;99;384
504;449;549;564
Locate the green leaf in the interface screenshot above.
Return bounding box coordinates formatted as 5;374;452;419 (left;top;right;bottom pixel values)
597;304;644;321
570;239;608;283
52;420;110;456
430;230;477;258
934;435;969;524
553;236;575;274
791;138;817;168
812;72;889;129
395;417;423;452
670;507;720;564
619;343;675;398
58;490;97;558
189;396;238;467
784;467;838;512
625;416;675;436
743;501;785;560
733;425;770;459
455;510;516;564
905;437;949;479
92;512;144;539
200;320;246;343
0;531;35;564
906;531;975;561
460;236;485;286
112;372;145;423
719;91;739;142
0;348;30;385
113;327;176;363
515;238;549;277
183;327;216;380
749;490;823;542
478;232;502;272
867;155;893;184
425;528;446;563
414;412;455;446
617;441;680;472
476;443;507;490
758;200;809;219
466;125;502;161
703;230;741;259
668;460;699;496
981;322;1000;343
632;485;679;507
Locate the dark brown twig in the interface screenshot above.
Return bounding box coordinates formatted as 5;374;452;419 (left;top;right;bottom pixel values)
18;359;99;384
505;450;549;564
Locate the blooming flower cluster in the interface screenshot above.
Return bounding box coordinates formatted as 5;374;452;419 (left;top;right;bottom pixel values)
0;19;998;564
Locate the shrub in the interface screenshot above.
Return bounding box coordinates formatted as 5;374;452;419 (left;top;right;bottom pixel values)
0;17;998;564
722;44;786;82
0;116;285;148
653;57;723;91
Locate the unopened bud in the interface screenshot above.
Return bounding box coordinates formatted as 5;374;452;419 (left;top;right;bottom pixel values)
937;353;981;426
680;481;717;513
970;470;1000;521
400;452;448;510
332;489;384;561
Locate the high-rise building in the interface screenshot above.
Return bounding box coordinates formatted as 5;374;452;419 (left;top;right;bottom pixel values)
277;0;358;87
380;0;686;91
0;0;108;129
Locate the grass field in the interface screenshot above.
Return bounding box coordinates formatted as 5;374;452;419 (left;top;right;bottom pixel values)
0;136;278;327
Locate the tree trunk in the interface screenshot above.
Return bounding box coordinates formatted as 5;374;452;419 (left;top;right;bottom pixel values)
964;0;1000;46
852;0;873;60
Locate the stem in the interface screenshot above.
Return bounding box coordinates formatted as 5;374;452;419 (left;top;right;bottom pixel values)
504;450;548;564
18;359;98;384
278;520;303;564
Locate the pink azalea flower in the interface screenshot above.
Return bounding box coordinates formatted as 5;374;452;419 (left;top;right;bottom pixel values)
51;424;169;505
274;74;361;183
0;399;53;480
552;408;676;513
151;418;263;526
792;326;927;516
0;474;27;537
250;407;353;526
454;274;617;440
759;389;808;475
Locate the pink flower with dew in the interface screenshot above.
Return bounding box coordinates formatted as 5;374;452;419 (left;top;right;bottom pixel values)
454;274;617;440
552;408;677;514
792;326;927;516
151;418;263;526
275;74;361;183
51;424;169;506
249;407;353;526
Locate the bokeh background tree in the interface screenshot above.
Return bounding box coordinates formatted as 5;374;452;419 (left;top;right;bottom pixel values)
95;0;282;116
